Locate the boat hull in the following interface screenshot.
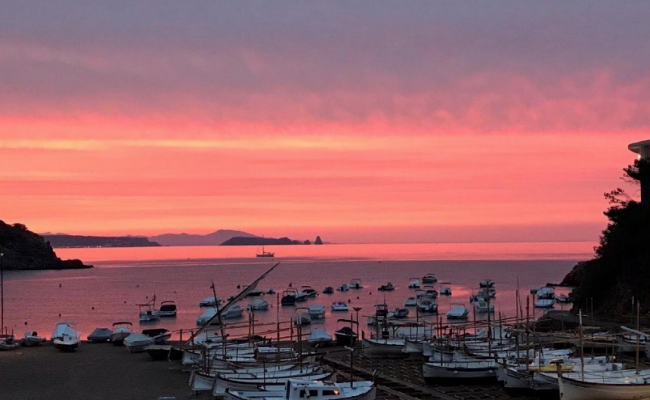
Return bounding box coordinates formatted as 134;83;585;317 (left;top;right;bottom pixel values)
54;339;79;352
423;361;497;382
362;338;406;357
559;376;650;400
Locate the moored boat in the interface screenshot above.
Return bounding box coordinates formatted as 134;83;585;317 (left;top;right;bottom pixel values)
111;321;133;345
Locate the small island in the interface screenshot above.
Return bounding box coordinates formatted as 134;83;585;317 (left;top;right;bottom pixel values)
0;220;92;270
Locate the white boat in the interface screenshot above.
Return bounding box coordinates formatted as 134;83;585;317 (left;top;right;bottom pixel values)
403;338;424;354
378;282;395;291
247;298;270;311
0;335;20;351
307;328;333;346
331;302;349;312
159;301;177;317
22;331;46;347
535;298;555;308
337;283;349;292
214;368;332;396
294;310;312;326
138;296;160;322
439;282;452;295
111;321;133;345
124;332;155;353
362;337;406;357
87;327;113;343
447;303;469;320
536;287;555;299
225;379;376;400
556;365;650;400
416;296;437;313
200;296;223;307
197;304;244;325
423;360;497;381
349;278;363;289
51;322;80;352
408;278;421;289
404;297;417;307
473;299;494;313
308;304;326;319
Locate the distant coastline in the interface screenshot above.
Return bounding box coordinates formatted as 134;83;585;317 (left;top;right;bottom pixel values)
43;234;161;248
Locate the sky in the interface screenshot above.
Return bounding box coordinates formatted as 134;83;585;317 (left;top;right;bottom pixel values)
1;1;650;243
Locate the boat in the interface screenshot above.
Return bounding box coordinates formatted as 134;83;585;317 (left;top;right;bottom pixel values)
555;362;650;400
349;278;363;289
389;308;409;319
422;273;437;284
307;328;333;346
110;321;133;345
473;299;494;313
536;287;555;299
266;288;276;295
363;337;406;357
247;297;270;311
51;322;80;352
535;298;555;308
416;294;438;313
404;297;417;307
322;286;334;294
378;282;395;291
22;331;46;347
408;278;421;289
146;344;183;361
555;294;571;303
439;282;452;295
87;327;113;343
335;326;357;347
294;309;312;326
301;286;318;298
142;328;172;344
244;287;265;298
423;359;497;382
331;302;349;312
225;379;376;400
308;304;326;319
477;287;496;298
446;303;469;320
0;335;20;351
281;289;299;306
138;295;160;322
256;245;274;258
159;301;177;317
337;283;350;292
200;296;222;307
124;332;155;353
479;279;495;288
214;369;334;397
197;304;244;325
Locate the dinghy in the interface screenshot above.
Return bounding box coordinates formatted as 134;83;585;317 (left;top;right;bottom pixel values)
0;335;20;351
308;304;326;319
22;331;46;347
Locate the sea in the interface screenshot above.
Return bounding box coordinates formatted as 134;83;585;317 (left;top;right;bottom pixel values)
1;242;594;340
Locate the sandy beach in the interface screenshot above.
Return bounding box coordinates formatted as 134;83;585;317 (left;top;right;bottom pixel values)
0;342;197;400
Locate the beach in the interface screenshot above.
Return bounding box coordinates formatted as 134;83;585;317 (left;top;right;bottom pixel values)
0;342;194;400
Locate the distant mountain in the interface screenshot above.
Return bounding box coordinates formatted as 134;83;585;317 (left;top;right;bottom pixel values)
44;234;160;248
221;236;305;246
149;229;257;246
0;220;92;270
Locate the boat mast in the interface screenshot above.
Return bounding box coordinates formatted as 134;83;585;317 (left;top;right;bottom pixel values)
0;252;4;336
579;309;584;380
636;301;641;374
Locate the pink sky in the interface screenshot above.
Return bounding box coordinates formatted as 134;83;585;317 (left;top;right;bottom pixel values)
1;1;649;243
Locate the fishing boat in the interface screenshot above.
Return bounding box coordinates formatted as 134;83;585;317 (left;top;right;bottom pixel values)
51;322;80;352
378;282;395;291
331;302;349;312
110;321;133;345
301;286;318;298
200;296;222;307
308;304;326;319
362;337;406;357
124;332;154;353
473;299;494;313
247;297;270;311
322;286;334;294
337;283;350;292
159;301;177;317
408;278;421;289
256;245;274;258
446;303;469;320
88;327;112;343
22;331;46;347
423;359;497;381
422;273;437;284
138;295;160;322
307;328;333;346
281;289;299;306
555;362;650;400
213;367;332;396
225;379;376;400
349;278;363;289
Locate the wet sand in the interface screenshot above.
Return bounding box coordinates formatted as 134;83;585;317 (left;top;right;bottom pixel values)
0;341;199;400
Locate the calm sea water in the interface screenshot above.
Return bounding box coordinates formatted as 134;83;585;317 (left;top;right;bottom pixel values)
2;243;591;340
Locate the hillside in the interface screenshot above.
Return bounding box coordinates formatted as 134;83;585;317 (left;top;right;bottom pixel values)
0;220;92;270
562;158;650;317
43;234;160;248
149;229;257;246
221;236;306;246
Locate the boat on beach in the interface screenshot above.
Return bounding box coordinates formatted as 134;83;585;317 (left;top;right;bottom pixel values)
51;322;80;352
0;335;20;351
22;331;46;347
111;321;133;345
224;379;376;400
88;327;113;343
124;332;154;353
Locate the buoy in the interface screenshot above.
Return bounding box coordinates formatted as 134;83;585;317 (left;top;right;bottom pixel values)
91;307;95;310
237;285;241;289
357;296;360;300
124;300;127;304
348;299;351;303
59;284;62;287
58;313;61;317
24;321;27;325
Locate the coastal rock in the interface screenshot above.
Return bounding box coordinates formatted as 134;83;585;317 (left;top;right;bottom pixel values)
0;220;93;270
314;236;323;245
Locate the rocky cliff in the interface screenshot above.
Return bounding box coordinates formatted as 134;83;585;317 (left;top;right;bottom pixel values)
0;220;92;270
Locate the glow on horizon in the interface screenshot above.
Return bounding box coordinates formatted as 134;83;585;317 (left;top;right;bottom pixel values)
1;1;649;243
